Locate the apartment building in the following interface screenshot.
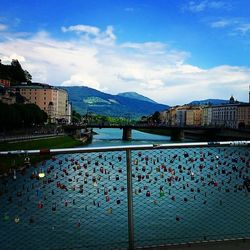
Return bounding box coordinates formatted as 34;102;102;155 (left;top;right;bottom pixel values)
237;104;250;129
12;83;71;123
211;103;250;129
176;109;186;126
162;105;202;126
185;107;202;126
201;106;212;126
211;104;237;128
164;107;178;126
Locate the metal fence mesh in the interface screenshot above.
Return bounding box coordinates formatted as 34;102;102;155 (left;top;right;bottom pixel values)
131;147;250;247
0;151;129;250
0;144;249;250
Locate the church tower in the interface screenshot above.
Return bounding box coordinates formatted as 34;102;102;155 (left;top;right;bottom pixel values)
229;95;235;104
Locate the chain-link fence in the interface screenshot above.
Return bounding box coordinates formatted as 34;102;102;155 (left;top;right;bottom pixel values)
0;141;249;249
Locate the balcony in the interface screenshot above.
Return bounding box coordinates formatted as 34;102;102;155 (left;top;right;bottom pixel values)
0;141;249;249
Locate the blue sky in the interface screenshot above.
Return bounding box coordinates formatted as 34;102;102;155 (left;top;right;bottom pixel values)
0;0;250;105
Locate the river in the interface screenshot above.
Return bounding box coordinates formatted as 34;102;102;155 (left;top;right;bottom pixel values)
86;128;171;147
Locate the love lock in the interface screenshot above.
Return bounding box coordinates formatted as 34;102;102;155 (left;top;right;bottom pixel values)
24;155;31;167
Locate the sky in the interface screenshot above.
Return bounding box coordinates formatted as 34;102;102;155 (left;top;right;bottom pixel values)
0;0;250;105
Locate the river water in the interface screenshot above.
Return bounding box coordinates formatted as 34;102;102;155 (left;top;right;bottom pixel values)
86;128;171;147
0;129;249;250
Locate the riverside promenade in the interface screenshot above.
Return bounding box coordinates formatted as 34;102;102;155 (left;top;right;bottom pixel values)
0;133;65;143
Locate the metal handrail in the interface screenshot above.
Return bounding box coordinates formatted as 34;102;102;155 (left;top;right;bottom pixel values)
0;140;249;156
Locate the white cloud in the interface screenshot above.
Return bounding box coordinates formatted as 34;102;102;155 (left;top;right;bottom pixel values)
1;54;26;64
210;20;231;28
209;18;250;36
0;23;7;31
62;24;116;45
63;73;101;89
0;24;249;106
186;1;230;13
187;1;208;12
62;24;100;36
235;23;250;34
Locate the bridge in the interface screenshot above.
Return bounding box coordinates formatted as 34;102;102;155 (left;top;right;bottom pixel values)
63;123;225;141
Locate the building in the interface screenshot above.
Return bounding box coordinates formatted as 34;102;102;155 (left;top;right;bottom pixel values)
211;103;250;129
12;83;71;123
237;104;250;129
164;107;178;126
66;102;72;124
211;96;250;129
176;108;186;126
0;79;11;88
156;89;250;129
211;104;237;128
185;107;202;126
161;105;202;126
201;106;212;126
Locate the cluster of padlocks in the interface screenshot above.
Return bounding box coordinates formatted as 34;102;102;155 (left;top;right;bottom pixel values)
0;145;249;249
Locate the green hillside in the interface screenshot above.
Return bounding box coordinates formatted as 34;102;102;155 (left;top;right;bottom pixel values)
63;86;169;118
117;92;157;103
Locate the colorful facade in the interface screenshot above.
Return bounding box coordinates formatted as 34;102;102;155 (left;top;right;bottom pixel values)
185;107;202;126
237;104;250;129
12;83;70;123
201;106;212;126
211;103;250;129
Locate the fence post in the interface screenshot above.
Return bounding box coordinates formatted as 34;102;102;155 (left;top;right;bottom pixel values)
126;149;134;249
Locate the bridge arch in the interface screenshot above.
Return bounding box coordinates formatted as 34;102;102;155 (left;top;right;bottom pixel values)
238;122;245;129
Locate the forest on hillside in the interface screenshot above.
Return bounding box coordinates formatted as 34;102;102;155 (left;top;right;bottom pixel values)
0;59;32;84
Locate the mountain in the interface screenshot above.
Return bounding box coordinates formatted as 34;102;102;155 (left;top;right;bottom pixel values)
117;92;157;103
188;99;229;106
62;86;168;118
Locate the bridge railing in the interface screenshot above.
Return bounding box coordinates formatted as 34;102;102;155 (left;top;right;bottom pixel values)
0;141;250;249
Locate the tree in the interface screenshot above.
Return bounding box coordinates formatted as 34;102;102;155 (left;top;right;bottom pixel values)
0;101;47;130
152;111;161;124
15;92;26;104
10;59;27;83
0;59;33;84
72;110;82;123
24;70;32;82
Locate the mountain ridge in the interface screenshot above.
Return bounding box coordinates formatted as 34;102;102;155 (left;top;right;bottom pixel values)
62;86;239;118
188;99;229;105
117;92;157;103
62;86;169;118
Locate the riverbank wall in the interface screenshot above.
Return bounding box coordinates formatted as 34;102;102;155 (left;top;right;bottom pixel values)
138;128;250;141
